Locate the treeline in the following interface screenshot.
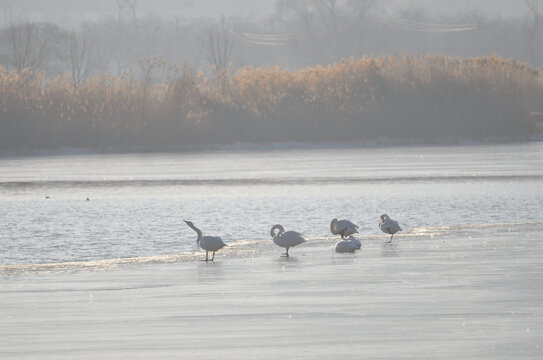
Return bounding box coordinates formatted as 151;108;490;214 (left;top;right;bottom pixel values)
0;54;541;150
1;1;543;77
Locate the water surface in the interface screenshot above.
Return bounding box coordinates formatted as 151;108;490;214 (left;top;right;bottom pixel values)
1;142;542;266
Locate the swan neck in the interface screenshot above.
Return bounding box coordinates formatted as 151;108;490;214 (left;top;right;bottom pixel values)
270;224;285;238
188;223;202;243
330;219;338;235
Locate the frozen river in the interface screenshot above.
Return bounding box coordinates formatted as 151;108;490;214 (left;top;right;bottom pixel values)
1;142;542;265
1;142;542;358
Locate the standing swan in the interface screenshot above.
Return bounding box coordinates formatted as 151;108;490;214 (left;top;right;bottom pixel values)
184;220;228;261
379;214;402;243
330;218;359;239
270;224;305;257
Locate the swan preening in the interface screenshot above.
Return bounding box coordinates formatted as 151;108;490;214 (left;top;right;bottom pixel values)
330;218;359;239
379;214;402;243
183;215;401;260
335;236;361;253
270;224;306;257
184;220;228;261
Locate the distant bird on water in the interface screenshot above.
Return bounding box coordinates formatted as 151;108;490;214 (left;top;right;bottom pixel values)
270;224;306;257
379;214;402;243
330;218;359;239
183;220;228;261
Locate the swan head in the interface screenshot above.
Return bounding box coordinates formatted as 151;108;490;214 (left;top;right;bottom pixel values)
184;220;199;232
270;224;285;238
380;214;389;221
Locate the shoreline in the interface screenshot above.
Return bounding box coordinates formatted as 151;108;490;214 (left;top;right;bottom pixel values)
0;135;539;158
3;220;543;273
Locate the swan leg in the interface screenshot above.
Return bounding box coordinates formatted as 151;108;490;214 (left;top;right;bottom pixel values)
386;234;393;243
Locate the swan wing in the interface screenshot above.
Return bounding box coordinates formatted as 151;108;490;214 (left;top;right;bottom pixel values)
335;240;357;253
336;219;359;235
275;231;305;247
381;219;401;235
345;236;361;249
200;236;227;251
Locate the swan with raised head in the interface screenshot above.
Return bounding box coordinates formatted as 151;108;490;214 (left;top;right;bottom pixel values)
335;236;361;253
184;220;228;261
270;224;305;257
379;214;402;243
330;218;359;239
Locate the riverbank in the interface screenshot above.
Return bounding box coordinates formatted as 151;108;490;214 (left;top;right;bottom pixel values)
1;55;540;150
0;135;540;158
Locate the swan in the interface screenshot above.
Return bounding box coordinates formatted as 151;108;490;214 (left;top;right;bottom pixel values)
184;220;228;261
379;214;402;243
330;218;359;239
335;236;361;253
270;224;306;257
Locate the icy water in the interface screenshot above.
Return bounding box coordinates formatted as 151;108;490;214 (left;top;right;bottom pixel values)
1;142;543;359
1;142;542;266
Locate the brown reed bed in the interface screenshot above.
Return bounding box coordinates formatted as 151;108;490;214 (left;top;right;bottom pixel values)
0;54;541;151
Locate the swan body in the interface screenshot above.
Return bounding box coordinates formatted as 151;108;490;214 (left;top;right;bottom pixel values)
184;220;227;261
335;236;361;253
270;224;305;257
379;214;402;243
330;218;359;239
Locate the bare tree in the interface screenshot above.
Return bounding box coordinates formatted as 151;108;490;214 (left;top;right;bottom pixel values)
116;0;138;23
525;0;542;64
275;0;325;62
314;0;343;55
347;0;377;19
68;30;96;88
2;20;64;72
199;15;235;72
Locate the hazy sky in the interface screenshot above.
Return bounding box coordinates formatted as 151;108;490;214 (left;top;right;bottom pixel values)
389;0;527;18
1;0;530;26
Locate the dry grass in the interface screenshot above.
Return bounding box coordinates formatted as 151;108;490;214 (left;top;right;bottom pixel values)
0;54;541;150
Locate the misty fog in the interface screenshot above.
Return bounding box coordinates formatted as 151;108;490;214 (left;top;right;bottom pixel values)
2;0;542;74
0;0;542;150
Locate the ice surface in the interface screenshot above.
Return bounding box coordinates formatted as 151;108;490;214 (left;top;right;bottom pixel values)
0;142;542;358
1;224;542;359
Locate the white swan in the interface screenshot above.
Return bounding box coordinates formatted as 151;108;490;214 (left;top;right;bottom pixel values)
270;224;306;257
330;218;359;239
379;214;402;243
335;236;361;253
184;220;228;261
